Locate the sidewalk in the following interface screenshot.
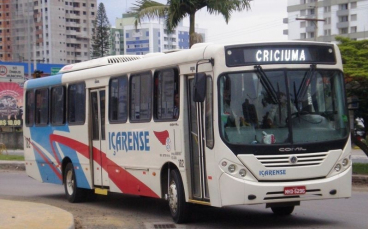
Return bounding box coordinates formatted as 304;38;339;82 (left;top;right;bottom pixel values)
0;199;74;229
351;147;368;163
1;150;74;229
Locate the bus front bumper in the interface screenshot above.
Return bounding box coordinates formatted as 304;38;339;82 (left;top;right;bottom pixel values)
219;166;352;207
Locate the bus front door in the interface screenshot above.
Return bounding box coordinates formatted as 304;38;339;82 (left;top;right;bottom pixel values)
90;89;108;188
188;77;210;202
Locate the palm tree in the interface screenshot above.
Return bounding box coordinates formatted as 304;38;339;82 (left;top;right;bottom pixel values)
131;0;251;47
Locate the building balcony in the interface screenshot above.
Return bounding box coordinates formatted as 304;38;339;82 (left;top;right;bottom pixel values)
76;32;89;38
66;13;81;19
66;21;77;27
66;30;78;36
34;46;43;52
306;25;316;33
337;21;349;29
305;14;317;20
336;9;349;16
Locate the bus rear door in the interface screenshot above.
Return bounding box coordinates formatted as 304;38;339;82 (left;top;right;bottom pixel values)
90;88;109;189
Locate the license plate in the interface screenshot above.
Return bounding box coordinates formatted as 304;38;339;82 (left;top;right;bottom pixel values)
284;186;306;195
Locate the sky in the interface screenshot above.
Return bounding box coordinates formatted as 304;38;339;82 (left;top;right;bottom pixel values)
98;0;289;44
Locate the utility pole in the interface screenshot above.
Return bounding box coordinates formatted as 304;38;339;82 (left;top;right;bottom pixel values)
296;18;325;41
296;4;325;41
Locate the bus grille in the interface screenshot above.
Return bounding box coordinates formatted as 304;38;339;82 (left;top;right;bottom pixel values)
255;152;328;168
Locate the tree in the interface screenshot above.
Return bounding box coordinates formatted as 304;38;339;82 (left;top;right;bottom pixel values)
131;0;251;47
91;3;111;58
336;36;368;153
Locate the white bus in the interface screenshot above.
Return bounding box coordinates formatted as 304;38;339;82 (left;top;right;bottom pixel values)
23;41;351;223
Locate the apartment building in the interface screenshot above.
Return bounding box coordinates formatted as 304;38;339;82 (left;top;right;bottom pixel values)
122;15;206;55
109;13;136;56
0;0;12;61
284;0;368;41
0;0;96;64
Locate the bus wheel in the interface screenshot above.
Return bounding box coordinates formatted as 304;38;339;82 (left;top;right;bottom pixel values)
64;162;86;203
271;206;295;216
168;169;188;224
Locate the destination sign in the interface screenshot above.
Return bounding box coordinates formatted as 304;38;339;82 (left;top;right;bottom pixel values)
225;44;336;67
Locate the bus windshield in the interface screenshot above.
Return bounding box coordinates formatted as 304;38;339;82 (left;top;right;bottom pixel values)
219;68;348;146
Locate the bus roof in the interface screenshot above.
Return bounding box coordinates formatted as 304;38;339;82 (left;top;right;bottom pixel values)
59;55;144;73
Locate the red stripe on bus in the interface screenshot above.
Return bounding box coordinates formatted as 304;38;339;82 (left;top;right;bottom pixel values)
50;134;159;198
31;142;62;181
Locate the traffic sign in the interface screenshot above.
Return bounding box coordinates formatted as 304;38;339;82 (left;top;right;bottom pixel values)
51;67;62;75
0;65;25;82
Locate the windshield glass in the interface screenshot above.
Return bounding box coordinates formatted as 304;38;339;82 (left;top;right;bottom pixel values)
219;68;348;145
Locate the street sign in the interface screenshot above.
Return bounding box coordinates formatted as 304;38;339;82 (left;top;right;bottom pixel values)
0;65;25;83
51;67;62;75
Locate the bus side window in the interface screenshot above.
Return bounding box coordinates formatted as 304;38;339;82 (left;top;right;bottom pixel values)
109;76;128;123
51;86;66;125
35;88;49;126
25;90;35;126
68;83;86;124
154;68;179;120
130;72;152;122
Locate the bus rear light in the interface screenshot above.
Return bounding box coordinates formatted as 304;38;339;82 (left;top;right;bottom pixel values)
228;164;236;173
239;169;246;177
334;164;341;172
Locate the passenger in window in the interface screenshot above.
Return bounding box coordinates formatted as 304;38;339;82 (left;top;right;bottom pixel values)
242;99;258;127
173;94;179;119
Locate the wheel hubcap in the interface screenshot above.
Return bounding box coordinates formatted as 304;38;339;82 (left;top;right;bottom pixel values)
169;180;178;213
66;170;74;195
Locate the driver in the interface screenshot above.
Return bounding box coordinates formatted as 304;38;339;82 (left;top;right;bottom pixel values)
268;92;297;127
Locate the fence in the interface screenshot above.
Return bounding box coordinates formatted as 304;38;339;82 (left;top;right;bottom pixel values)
0;132;24;149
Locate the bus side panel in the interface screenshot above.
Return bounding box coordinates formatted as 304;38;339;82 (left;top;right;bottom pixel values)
24;126;92;189
106;123;183;198
24;127;43;183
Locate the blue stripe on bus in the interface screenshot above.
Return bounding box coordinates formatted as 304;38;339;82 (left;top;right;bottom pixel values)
30;125;90;189
26;74;63;89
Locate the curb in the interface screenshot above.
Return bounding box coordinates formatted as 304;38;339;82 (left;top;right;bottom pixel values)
0;163;25;171
352;175;368;186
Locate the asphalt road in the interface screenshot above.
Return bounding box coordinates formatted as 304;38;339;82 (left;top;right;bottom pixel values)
1;170;368;229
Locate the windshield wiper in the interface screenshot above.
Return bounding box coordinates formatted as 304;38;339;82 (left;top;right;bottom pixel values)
254;65;279;104
297;64;316;101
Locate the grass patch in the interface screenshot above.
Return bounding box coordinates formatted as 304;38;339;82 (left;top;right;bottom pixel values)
0;154;24;161
353;163;368;175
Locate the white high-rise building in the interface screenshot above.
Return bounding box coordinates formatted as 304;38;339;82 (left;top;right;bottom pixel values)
284;0;368;41
0;0;97;64
123;16;207;55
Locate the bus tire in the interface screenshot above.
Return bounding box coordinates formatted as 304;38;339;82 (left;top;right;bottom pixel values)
168;169;188;224
64;162;86;203
271;206;295;216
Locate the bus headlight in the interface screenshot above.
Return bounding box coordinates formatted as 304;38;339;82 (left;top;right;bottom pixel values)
334;163;341;172
342;158;349;167
239;169;246;177
228;164;236;173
